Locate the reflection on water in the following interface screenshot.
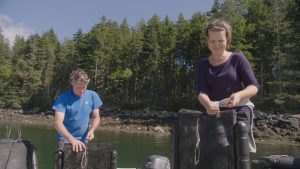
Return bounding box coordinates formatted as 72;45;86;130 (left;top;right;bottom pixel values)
94;130;172;168
252;142;300;159
0;124;299;169
0;124;171;169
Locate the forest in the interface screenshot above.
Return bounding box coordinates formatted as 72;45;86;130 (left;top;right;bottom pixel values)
0;0;299;113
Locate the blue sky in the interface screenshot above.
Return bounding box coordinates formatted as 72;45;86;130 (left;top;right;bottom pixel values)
0;0;214;45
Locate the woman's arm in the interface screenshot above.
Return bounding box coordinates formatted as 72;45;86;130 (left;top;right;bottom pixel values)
227;85;258;108
198;92;220;115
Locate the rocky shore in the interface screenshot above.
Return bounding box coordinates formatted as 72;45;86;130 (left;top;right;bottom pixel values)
0;108;300;145
0;108;172;135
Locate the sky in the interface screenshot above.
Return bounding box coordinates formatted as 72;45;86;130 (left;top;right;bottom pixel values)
0;0;215;46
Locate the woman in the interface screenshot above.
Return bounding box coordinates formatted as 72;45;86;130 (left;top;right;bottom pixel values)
195;19;259;168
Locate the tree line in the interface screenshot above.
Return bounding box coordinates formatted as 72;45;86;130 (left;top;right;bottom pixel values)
0;0;299;113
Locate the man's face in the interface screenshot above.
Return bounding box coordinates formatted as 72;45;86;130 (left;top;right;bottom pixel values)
71;81;88;97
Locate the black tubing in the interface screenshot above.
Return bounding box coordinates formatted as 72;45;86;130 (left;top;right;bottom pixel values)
235;121;250;169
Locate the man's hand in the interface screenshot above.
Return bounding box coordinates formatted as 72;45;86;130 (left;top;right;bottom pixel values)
86;130;95;141
70;138;86;152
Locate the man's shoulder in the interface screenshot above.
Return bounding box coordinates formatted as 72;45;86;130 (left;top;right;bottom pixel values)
85;90;100;97
85;90;102;106
85;90;97;94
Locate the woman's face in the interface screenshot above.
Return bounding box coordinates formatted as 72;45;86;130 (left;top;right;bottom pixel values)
206;30;227;56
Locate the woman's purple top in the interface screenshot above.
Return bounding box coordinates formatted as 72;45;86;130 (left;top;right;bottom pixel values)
195;52;259;101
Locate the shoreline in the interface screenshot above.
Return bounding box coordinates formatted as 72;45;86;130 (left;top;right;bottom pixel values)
0;113;171;136
1;108;300;147
1;114;300;147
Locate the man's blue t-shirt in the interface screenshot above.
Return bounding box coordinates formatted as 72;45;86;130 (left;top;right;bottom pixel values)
52;90;102;142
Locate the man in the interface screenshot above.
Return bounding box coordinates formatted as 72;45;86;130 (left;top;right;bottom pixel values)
52;69;102;152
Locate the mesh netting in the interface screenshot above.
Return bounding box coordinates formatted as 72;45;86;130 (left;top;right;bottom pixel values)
173;109;236;169
87;143;116;169
54;143;116;169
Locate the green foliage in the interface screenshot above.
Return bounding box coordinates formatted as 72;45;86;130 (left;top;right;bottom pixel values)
121;101;148;110
255;93;300;114
0;0;299;114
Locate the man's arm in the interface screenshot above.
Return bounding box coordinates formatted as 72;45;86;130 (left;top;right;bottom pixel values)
86;108;100;141
54;111;86;152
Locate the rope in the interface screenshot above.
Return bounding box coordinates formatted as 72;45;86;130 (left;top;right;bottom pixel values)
81;147;88;168
194;118;200;166
6;126;11;139
18;128;22;140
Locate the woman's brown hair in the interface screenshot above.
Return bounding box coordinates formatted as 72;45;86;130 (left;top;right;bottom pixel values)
205;19;232;49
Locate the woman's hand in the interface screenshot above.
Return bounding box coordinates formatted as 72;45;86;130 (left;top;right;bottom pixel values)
227;93;242;108
198;93;220;115
206;101;220;115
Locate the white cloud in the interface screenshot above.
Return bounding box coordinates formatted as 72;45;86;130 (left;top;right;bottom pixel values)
0;14;34;47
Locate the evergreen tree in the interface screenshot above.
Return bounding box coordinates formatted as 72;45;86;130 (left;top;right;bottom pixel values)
0;29;12;107
157;16;177;107
207;0;222;18
1;1;299;112
141;15;162;106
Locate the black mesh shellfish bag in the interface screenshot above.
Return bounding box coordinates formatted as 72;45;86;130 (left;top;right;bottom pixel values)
173;109;236;169
54;142;117;169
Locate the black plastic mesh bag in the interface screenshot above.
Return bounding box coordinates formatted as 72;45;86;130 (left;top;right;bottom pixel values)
54;142;117;169
173;109;236;169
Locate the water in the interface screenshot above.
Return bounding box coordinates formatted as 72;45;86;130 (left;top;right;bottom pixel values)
0;124;299;169
252;142;300;159
0;124;171;169
95;130;171;168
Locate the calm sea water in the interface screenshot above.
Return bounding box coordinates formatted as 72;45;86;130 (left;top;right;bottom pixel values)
1;124;299;169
